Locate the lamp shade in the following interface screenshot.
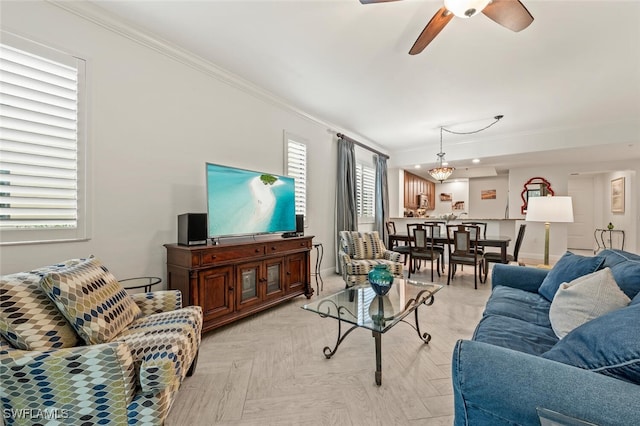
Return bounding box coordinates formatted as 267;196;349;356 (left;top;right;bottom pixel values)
525;196;574;223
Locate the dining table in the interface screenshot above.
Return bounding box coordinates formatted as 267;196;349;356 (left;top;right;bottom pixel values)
388;233;512;263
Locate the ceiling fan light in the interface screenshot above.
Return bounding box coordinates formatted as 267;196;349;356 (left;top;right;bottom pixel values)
444;0;492;18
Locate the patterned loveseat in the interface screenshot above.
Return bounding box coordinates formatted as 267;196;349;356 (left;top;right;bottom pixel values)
0;257;202;425
339;231;404;286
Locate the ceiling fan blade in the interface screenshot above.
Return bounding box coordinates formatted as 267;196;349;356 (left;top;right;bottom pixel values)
409;7;453;55
482;0;533;32
359;0;403;4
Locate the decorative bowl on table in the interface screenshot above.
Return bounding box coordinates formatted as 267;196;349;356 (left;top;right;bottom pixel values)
367;264;394;296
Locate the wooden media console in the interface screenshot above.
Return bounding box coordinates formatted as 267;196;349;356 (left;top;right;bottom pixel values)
164;235;314;333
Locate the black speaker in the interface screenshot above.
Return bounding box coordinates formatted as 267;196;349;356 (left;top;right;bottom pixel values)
178;213;208;246
296;214;304;236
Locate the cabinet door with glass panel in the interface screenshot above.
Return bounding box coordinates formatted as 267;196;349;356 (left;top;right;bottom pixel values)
263;257;285;301
236;258;285;311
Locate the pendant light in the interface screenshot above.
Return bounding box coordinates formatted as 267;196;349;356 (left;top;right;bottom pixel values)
428;127;455;182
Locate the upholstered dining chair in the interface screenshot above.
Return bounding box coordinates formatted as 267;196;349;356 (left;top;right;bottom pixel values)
462;221;487;256
408;224;443;281
424;220;446;272
483;224;527;281
386;221;410;264
406;223;425;273
446;224;485;289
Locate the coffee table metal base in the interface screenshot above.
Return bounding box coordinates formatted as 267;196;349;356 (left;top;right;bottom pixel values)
320;293;436;386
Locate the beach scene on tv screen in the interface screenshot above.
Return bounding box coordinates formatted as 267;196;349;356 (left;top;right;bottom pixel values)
207;164;296;236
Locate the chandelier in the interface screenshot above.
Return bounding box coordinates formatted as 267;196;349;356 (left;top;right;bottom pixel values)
428;127;455;182
428;115;504;183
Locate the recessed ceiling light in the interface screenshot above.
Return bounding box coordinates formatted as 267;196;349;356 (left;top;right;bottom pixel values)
472;158;480;163
414;164;421;169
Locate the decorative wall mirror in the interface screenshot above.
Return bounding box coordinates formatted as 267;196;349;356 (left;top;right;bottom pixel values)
521;177;554;214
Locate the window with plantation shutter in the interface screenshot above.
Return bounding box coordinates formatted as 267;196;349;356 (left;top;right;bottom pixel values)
284;132;307;219
356;162;375;221
0;33;87;244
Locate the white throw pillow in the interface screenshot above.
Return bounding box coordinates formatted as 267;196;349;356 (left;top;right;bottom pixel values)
549;267;630;339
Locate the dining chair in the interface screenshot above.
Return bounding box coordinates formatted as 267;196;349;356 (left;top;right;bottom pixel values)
462;221;487;256
424;220;446;272
446;224;485;289
408;224;443;281
483;224;527;281
405;223;425;272
386;221;410;264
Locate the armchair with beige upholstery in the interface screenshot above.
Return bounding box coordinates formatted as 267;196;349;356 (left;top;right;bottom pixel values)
338;231;404;286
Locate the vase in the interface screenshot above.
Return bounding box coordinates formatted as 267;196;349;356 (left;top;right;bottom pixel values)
368;295;395;327
368;264;394;296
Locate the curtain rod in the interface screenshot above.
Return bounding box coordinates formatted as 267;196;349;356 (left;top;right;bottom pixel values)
336;133;390;160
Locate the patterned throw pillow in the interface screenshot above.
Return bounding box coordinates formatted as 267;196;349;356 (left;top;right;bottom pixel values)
41;258;142;345
0;272;80;350
353;232;385;260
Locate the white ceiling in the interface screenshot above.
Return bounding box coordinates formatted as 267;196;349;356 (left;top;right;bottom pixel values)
87;0;640;178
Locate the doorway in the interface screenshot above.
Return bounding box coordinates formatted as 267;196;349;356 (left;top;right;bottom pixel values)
568;175;596;251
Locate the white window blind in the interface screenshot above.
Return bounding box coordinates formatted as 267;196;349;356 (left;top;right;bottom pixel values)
356;162;375;219
285;134;307;218
0;34;87;244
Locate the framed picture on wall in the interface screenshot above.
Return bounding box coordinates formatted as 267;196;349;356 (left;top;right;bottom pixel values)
611;177;625;213
481;189;496;200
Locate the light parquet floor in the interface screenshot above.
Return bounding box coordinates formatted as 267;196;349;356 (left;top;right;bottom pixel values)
166;264;494;426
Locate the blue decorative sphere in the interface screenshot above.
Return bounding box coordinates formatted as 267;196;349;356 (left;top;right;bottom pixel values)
368;264;394;296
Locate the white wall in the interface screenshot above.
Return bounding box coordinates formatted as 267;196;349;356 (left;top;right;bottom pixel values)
508;164;638;263
0;1;344;280
468;175;509;219
601;170;636;249
433;180;469;216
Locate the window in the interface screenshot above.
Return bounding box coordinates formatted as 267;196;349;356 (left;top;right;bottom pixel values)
284;132;307;218
0;33;87;244
356;162;375;221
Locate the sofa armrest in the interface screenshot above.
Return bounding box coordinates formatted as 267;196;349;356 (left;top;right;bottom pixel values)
452;340;640;426
491;263;549;293
1;340;137;425
130;290;182;315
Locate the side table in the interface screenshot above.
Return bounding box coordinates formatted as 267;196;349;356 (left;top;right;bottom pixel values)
312;243;324;293
119;276;162;292
593;229;625;253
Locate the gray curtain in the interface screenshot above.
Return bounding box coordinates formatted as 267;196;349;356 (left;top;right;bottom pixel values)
335;137;358;273
374;154;389;245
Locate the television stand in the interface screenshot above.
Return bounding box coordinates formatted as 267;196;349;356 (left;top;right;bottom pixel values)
164;235;313;333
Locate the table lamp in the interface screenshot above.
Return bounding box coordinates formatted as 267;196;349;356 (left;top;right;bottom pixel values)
525;196;574;266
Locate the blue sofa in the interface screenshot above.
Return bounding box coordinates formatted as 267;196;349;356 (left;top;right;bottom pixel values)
452;249;640;425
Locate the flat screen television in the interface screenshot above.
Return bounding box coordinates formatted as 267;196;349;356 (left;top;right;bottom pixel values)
206;162;296;238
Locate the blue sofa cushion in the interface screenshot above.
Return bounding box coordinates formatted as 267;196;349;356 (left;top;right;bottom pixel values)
538;252;604;301
483;285;551;327
542;303;640;385
473;315;559;356
598;249;640;299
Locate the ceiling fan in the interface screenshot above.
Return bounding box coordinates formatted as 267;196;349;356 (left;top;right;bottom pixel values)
360;0;534;54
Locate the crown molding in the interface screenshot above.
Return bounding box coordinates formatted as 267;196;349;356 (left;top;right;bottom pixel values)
46;0;383;150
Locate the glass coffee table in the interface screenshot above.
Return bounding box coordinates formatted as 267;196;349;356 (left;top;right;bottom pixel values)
302;278;443;385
